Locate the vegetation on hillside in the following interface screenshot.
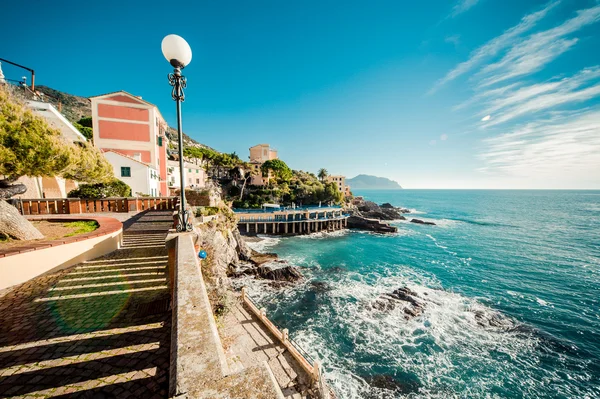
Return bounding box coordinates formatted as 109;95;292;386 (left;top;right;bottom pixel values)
0;85;114;240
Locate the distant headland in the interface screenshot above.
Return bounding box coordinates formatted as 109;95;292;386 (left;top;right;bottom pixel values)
347;174;402;190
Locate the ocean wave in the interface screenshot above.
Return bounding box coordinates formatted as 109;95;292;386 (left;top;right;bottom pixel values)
448;217;517;228
284;272;542;398
407;208;426;215
245;235;282;252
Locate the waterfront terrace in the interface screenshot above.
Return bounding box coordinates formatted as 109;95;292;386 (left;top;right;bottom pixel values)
234;206;349;235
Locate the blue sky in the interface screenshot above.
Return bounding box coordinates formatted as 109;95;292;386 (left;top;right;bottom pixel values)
1;0;599;188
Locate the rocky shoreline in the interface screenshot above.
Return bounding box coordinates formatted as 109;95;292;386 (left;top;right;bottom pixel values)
345;199;436;233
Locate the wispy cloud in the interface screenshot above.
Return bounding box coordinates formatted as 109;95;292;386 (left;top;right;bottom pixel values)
430;1;560;93
481;66;600;126
477;5;600;87
451;0;481;17
478;110;600;185
445;34;461;48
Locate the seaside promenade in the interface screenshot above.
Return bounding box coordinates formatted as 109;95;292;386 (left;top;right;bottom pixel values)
235;206;349;235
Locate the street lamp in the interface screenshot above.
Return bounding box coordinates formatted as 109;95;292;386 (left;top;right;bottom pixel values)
162;34;193;232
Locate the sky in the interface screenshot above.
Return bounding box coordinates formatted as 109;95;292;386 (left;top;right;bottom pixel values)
1;0;599;189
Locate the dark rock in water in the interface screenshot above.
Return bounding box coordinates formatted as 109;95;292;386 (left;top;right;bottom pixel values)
399;208;411;214
347;216;398;233
310;280;332;293
474;309;514;330
255;265;303;282
364;373;421;396
356;200;405;220
372;286;425;319
410;218;436;226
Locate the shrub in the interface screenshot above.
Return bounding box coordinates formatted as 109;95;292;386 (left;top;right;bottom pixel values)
68;179;132;199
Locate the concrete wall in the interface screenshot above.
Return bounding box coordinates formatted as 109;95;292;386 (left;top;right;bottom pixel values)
0;219;122;291
166;233;284;398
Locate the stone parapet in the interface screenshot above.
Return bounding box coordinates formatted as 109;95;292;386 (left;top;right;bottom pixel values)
166;233;284;399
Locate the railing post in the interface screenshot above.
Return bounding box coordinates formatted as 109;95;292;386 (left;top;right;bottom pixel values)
313;360;321;384
241;286;246;301
260;308;267;321
282;328;289;344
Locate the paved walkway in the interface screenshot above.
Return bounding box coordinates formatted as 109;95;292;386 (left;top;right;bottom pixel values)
0;211;174;398
222;300;313;399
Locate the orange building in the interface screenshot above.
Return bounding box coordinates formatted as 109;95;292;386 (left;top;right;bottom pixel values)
248;144;278;186
90;91;170;196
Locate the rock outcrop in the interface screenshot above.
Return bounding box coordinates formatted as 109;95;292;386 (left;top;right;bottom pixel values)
356;201;405;220
347;216;398;233
371;287;426;319
410;218;436;226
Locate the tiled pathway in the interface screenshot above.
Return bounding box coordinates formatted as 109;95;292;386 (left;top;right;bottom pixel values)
0;211;174;398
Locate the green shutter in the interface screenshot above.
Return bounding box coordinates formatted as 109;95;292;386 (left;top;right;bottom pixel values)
158;137;163;146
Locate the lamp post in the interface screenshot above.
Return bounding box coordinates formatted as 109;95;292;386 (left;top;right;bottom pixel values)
162;34;193;232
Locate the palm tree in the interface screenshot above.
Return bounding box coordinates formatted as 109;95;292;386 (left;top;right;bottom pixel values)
318;168;328;182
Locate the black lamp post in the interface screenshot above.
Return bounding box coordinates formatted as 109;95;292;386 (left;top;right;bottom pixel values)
162;34;193;232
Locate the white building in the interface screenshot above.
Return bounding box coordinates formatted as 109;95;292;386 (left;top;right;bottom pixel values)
167;160;206;194
104;151;159;197
327;175;351;196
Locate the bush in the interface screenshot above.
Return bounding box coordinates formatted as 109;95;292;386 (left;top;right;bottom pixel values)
68;179;132;199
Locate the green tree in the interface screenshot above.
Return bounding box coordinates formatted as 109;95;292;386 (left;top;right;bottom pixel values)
77;116;93;128
318;168;328;182
74;122;93;141
0;86;113;240
261;159;292;184
67;179;131;199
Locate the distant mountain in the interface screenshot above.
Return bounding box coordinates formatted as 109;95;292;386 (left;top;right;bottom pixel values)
347;175;402;190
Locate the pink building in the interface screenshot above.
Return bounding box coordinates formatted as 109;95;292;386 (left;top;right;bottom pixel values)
90;91;170;196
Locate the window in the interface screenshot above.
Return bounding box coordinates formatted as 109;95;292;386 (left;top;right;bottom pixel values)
189;178;192;183
188;168;192;173
121;167;131;177
158;137;163;147
196;178;200;184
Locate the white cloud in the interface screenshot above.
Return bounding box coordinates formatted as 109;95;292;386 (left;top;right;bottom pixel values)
451;0;481;17
478;109;600;186
477;5;600;87
440;134;448;141
430;1;559;93
481;115;491;121
445;34;461;48
481;66;600;126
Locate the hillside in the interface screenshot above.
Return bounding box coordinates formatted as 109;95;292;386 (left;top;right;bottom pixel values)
35;85;212;150
347;174;402;190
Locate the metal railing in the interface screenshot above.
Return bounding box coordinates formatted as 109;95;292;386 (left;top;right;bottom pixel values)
237;215;350;223
241;288;334;399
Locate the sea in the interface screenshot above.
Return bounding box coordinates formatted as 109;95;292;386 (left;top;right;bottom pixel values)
240;190;600;399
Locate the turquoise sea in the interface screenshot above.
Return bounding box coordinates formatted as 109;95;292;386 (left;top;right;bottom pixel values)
242;190;600;398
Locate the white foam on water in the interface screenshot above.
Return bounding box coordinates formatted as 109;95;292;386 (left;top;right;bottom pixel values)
245;235;281;252
407;208;426;215
536;297;548;306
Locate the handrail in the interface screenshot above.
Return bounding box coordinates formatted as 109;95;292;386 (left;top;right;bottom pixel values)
241;288;333;399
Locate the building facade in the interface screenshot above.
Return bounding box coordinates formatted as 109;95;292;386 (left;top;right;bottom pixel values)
327;175;351;196
104;151;159;197
90;91;169;196
248;144;278;186
167;160;206;194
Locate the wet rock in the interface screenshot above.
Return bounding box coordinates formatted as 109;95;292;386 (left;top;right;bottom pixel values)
255;265;303;282
310;280;332;293
372;286;425;319
364;373;421;396
410;218;436;226
474;309;514;329
347;216;398;233
380;203;395;209
249;250;279;265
